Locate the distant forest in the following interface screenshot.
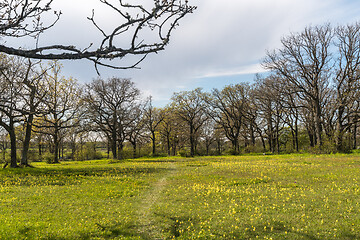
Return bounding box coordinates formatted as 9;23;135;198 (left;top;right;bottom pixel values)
1;23;359;167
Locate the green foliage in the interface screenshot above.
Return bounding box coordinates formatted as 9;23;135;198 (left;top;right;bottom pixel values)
321;138;339;154
307;138;338;154
26;150;40;162
151;152;168;158
178;148;191;157
42;152;55;164
74;144;104;161
0;150;9;164
224;148;239;155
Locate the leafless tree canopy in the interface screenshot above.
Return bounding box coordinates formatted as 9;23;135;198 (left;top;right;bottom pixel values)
85;77;141;159
0;0;58;37
0;0;195;71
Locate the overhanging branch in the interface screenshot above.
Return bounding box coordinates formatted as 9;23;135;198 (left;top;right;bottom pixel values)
0;0;196;70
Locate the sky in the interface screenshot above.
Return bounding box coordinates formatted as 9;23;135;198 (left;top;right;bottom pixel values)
13;0;360;106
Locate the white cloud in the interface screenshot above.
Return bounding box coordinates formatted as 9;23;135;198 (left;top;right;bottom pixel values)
194;64;267;79
6;0;360;106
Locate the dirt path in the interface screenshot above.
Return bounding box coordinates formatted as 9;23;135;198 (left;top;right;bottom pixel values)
137;163;177;239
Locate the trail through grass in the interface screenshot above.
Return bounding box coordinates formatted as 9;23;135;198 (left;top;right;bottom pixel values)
137;162;177;239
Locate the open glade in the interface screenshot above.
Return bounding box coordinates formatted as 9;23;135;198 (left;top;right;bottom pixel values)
1;154;360;239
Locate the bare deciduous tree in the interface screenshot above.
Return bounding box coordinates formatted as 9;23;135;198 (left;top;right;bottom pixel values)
0;55;26;167
126;104;146;159
18;60;48;166
144;97;165;155
85;77;140;159
159;106;181;156
35;61;83;163
253;75;285;153
171;88;208;157
207;84;249;154
333;23;360;150
263;24;333;147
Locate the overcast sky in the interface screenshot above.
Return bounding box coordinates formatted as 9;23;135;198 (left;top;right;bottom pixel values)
32;0;360;106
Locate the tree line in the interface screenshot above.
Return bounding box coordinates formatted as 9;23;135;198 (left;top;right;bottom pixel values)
0;0;195;168
1;23;360;168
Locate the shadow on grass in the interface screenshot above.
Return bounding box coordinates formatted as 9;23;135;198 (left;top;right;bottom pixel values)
94;222;141;239
18;222;149;240
0;165;172;187
17;218;360;240
233;221;360;240
153;213;199;239
130;159;178;163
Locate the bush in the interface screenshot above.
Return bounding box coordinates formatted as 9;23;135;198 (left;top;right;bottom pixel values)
27;150;41;162
224;149;239;155
0;151;8;164
307;139;338;154
74;147;104;161
151;152;168;158
178;148;191;157
43;152;55;164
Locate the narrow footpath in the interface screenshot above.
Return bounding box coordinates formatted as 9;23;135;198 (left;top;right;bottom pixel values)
137;163;177;239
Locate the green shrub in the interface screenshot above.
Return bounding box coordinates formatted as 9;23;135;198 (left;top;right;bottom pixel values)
43;152;55;164
151;152;168;157
178;148;190;157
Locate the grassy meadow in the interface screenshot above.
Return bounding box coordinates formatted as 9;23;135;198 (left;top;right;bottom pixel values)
1;154;360;239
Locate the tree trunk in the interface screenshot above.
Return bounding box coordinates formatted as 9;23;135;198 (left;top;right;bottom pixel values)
151;131;156;155
276;123;280;154
244;136;249;148
190;125;195;157
250;124;255;146
61;142;64;159
267;117;274;153
335;106;345;151
166;135;171;156
260;136;266;152
9;127;18;168
53;130;59;164
71;140;76;160
306;123;315;147
232;138;239;154
314;101;323;147
21;114;34;166
107;140;110;159
132;141;137;159
172;139;177;156
295;118;299;152
217;139;222;155
335;128;344;152
111;135;117;160
117;142;124;160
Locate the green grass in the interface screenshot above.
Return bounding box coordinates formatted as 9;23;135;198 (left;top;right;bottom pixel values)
0;154;360;239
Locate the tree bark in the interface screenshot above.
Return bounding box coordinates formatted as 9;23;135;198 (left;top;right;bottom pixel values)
9;126;18;168
314;102;323;147
21;114;34;166
53;127;59;164
166;135;171;156
151;131;156;155
189;125;195;157
132;142;137;159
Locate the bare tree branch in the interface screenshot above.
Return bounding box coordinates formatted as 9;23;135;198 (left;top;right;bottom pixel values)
0;0;195;70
